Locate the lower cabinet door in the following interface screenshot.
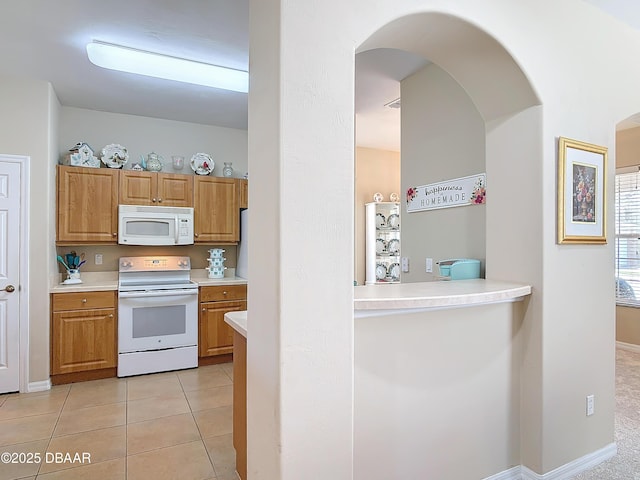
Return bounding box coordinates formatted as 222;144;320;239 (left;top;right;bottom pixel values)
51;308;117;374
199;300;247;357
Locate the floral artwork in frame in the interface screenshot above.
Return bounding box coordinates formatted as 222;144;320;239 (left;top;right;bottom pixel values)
557;136;607;244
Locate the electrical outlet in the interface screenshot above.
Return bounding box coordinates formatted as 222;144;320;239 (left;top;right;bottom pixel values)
426;258;433;273
586;394;595;416
95;254;103;265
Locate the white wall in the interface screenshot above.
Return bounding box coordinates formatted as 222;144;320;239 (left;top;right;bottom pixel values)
355;302;523;479
60;107;248;178
0;74;58;385
401;63;486;282
247;0;633;478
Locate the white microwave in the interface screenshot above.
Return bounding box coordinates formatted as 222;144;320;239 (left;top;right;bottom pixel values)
118;205;194;246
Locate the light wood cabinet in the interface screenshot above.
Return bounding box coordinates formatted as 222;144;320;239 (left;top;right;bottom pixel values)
232;330;247;480
194;177;239;243
238;178;248;209
50;291;117;377
199;285;247;357
120;170;193;207
57;165;119;245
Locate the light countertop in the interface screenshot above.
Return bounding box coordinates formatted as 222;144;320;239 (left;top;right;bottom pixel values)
50;271;119;293
50;269;247;293
224;310;247;338
354;279;531;317
190;269;248;286
221;279;531;336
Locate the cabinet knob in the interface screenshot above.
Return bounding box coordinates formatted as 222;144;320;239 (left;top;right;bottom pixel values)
158;198;163;203
223;291;228;295
82;298;87;303
112;232;117;237
108;314;114;318
194;233;199;237
202;307;206;312
152;198;157;203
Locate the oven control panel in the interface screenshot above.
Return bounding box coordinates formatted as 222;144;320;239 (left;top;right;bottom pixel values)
119;256;191;272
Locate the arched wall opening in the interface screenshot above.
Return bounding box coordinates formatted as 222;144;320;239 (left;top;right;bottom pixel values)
356;12;542;285
353;12;547;478
614;117;640;345
248;2;624;478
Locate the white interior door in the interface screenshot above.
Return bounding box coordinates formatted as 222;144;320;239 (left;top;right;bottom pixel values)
0;157;22;393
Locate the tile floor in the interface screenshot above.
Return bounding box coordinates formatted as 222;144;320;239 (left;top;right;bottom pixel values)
0;363;237;480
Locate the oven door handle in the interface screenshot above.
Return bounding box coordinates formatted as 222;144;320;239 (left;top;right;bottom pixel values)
119;289;198;298
175;215;179;244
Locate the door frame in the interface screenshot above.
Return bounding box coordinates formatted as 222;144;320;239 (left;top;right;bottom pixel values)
1;154;30;393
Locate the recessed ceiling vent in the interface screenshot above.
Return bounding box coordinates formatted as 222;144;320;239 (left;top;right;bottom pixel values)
384;97;401;109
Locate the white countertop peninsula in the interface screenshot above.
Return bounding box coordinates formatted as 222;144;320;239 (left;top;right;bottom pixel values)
222;279;532;332
353;279;532;479
222;279;533;479
354;278;531;317
224;310;247;338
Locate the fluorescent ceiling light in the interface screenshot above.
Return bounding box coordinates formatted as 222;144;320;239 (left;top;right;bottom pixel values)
86;40;248;93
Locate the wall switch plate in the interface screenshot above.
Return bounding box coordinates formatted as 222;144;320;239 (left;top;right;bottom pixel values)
95;254;103;265
426;258;433;273
586;394;595;416
401;257;409;272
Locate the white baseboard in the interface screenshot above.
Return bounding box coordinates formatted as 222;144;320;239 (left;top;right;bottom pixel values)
616;341;640;354
27;378;51;393
485;443;617;480
483;466;521;480
521;442;616;479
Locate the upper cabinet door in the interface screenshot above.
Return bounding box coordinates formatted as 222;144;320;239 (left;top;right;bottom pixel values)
194;177;239;243
120;171;193;207
238;179;248;209
119;170;156;205
157;173;194;207
57;166;119;245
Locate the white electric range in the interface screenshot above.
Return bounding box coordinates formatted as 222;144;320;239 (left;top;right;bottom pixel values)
117;256;198;377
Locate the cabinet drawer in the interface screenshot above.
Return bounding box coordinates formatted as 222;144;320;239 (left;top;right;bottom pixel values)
200;284;247;302
52;291;116;311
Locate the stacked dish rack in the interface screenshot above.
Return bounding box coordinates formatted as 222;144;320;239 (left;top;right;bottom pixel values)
365;201;401;285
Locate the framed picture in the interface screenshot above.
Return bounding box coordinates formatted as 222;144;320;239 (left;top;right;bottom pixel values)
557;136;607;244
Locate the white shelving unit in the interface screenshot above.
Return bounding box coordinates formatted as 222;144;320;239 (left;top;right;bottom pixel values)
365;202;401;285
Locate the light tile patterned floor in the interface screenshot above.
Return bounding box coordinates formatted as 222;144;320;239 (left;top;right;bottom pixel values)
0;363;237;480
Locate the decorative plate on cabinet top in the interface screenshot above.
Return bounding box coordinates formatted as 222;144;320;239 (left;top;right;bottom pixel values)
375;263;387;280
100;144;129;168
190;153;214;175
389;192;399;202
387;238;400;255
389;263;401;281
373;192;383;202
387;213;400;229
375;238;387;254
375;213;386;229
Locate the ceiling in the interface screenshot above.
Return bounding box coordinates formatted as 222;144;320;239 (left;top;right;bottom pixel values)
0;1;638;152
0;0;250;129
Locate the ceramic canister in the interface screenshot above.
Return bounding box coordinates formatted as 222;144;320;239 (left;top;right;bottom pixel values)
208;248;225;258
208;257;225;267
207;266;226;279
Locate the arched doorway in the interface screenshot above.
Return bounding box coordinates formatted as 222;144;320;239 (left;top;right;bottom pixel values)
353;12;542;479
